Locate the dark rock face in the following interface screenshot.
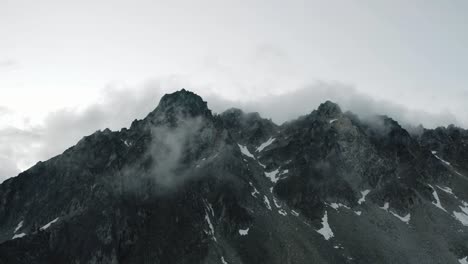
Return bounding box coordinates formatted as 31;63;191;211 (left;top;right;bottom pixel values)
1;89;468;264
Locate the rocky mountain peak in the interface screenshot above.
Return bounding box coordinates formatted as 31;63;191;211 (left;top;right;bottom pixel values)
146;89;212;124
316;100;342;117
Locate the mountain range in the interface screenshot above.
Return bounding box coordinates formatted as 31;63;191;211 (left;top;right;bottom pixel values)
1;89;468;264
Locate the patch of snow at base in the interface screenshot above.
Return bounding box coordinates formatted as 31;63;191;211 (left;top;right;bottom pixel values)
263;196;272;210
264;169;280;183
316;211;334;240
354;211;362;216
269;187;273;193
459;257;468;264
123;140;132;147
358;190;370;204
329;119;338;124
390;212;411;224
291;210;299;216
14;220;23;233
12;233;26;239
256;137;276;152
278;209;287;216
428;184;446;212
40;217;59;230
238;144;255;159
221;256;229;264
239;228;249;236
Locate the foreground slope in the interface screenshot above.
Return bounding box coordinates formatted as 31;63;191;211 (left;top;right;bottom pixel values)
0;89;468;264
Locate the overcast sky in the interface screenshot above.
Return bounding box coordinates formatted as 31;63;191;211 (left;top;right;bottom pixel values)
1;0;468;181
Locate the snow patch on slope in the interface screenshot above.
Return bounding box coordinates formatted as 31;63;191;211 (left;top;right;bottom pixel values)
249;182;260;198
256;137;275;152
264;169;280;183
431;151;451;166
459;257;468;264
428;184;446;212
263;196;272;210
14;220;23;233
453;201;468;226
40;217;59;230
273;197;281;208
437;185;455;196
238;144;255;159
239;228;249;236
221;256;229;264
390;212;411;224
12;233;26;239
380;202;389;211
380;202;410;223
278;209;287;216
329;203;350;210
316;211;334;240
358;190;370;205
203;200;217;242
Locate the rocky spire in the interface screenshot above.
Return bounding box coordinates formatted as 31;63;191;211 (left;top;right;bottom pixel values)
146;89;212;124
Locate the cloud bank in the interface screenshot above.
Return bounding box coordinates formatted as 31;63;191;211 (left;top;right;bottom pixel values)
0;80;463;182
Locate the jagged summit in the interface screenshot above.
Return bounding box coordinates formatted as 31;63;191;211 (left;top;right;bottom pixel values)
146;89;212;123
316;100;342;117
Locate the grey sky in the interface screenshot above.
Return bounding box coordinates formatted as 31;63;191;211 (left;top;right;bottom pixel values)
1;0;467;181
